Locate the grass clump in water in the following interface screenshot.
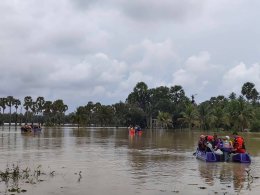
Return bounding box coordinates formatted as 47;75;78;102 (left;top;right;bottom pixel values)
0;163;55;193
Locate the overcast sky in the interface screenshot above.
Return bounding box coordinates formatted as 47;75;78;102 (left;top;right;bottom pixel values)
1;0;260;112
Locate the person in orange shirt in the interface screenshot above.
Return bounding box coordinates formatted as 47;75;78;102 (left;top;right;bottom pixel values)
232;132;246;153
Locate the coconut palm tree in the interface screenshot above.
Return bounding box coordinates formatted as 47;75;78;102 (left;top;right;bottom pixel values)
157;111;172;129
0;97;7;125
6;96;14;126
13;99;21;126
23;96;32;124
36;97;45;115
179;103;200;130
36;97;45;125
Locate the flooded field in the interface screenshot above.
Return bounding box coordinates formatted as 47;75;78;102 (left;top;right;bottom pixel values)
1;126;260;195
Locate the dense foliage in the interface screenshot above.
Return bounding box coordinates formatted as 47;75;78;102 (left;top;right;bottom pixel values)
1;81;260;131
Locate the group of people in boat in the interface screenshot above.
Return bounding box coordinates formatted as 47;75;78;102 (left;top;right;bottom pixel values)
198;132;246;161
21;124;41;132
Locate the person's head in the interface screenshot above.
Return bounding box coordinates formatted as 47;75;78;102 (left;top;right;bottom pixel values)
225;136;230;140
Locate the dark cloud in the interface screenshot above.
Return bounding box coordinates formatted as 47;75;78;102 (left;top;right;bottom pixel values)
116;0;206;22
1;0;260;112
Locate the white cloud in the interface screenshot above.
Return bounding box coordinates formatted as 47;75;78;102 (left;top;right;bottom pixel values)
1;0;260;111
222;63;260;94
172;52;218;88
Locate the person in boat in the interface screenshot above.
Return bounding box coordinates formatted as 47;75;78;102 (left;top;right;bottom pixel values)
135;125;141;133
204;135;214;152
198;135;206;151
128;125;135;134
212;133;221;149
221;136;233;161
21;124;32;132
232;132;246;153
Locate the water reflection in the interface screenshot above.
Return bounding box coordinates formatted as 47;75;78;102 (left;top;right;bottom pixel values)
0;127;260;195
198;161;253;194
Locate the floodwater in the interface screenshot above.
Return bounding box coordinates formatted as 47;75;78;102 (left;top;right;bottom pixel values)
1;127;260;195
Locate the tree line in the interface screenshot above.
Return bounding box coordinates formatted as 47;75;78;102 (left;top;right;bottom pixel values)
0;96;68;126
71;81;260;132
1;81;260;131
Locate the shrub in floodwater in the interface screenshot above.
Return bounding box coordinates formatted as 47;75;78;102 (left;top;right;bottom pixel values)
0;164;55;193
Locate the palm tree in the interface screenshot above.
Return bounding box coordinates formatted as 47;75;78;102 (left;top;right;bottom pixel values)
43;101;53;125
13;99;21;126
36;97;45;125
36;96;45;117
30;101;38;124
23;96;32;124
6;96;14;126
226;98;254;131
0;98;7;125
157;111;172;129
178;103;200;130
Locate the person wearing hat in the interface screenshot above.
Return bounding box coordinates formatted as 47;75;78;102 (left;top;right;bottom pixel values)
198;135;206;151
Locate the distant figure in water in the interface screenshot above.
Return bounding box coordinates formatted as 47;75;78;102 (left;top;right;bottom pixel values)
135;125;141;133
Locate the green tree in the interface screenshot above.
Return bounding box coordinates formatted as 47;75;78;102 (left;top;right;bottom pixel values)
226;97;254;131
127;82;151;127
0;98;7;125
241;82;259;103
157;111;172;129
36;97;45;125
13;99;21;126
23;96;32;124
43;101;53;125
6;96;14;126
52;99;67;125
179;103;200;130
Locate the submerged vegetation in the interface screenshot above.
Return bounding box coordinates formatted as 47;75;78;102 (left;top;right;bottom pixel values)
0;164;55;193
1;81;260;131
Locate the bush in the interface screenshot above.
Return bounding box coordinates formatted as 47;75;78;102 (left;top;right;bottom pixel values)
250;120;260;132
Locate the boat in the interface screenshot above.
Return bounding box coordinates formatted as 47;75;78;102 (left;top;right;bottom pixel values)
195;149;251;163
21;125;42;133
195;149;222;162
231;153;251;163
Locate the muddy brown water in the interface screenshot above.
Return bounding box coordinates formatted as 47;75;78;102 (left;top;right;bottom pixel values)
1;126;260;195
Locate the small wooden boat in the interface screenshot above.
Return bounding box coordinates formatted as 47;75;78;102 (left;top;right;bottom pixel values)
195;149;251;163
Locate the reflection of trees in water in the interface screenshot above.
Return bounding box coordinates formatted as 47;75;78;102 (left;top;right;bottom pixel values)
71;128;91;146
127;131;187;187
232;164;251;193
198;163;217;186
71;127;123;146
198;162;251;193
